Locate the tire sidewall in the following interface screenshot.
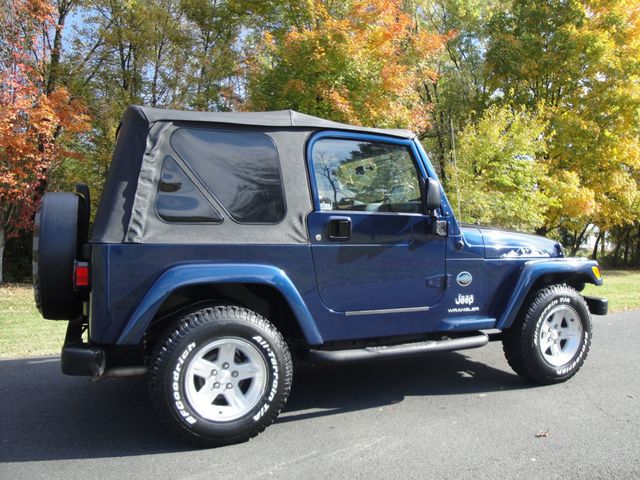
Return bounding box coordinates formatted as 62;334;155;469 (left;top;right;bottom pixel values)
163;318;285;441
527;290;591;379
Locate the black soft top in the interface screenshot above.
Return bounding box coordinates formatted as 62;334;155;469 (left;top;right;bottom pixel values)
133;106;415;139
91;106;416;245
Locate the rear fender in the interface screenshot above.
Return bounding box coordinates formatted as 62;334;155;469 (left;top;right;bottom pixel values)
115;264;323;345
497;258;603;330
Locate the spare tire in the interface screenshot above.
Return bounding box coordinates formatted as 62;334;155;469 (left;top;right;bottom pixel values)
33;192;85;320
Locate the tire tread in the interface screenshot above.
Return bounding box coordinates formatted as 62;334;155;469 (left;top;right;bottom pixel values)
148;305;292;447
502;284;592;385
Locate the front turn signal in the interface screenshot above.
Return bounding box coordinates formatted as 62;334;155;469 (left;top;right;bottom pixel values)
592;266;602;280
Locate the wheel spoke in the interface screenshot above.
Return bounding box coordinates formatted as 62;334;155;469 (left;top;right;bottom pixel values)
196;384;220;405
191;358;217;379
235;362;261;381
224;390;249;412
550;343;562;356
562;330;580;340
217;343;236;366
541;322;551;336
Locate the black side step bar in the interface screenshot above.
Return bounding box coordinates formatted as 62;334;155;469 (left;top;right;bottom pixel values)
304;333;489;363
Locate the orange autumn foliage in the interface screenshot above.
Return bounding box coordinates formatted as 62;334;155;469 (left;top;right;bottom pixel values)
0;0;89;236
248;0;447;131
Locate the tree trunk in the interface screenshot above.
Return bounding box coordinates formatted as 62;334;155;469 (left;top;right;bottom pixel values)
0;225;5;285
635;225;640;267
536;225;549;236
623;227;632;265
591;230;603;260
569;224;590;256
46;0;72;94
612;226;625;264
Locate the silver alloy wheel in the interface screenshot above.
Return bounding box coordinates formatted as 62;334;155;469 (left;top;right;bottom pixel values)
538;304;583;367
184;337;268;422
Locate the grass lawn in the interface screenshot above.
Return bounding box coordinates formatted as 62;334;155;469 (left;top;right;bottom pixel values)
0;283;67;358
0;269;638;358
583;269;640;312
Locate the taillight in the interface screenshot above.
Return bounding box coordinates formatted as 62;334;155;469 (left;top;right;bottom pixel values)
74;261;90;289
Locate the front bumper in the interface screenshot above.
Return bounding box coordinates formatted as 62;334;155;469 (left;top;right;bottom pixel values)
584;296;608;316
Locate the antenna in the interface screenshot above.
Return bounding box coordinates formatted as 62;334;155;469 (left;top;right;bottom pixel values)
449;117;463;222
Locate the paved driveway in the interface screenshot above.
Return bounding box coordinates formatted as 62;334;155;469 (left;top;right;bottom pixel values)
1;311;639;479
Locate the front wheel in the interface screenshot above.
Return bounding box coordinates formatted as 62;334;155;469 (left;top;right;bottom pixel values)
502;284;592;385
149;305;293;447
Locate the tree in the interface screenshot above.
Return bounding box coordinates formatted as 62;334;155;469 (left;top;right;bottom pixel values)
485;0;640;253
0;0;89;283
246;0;446;130
447;104;549;231
413;0;504;180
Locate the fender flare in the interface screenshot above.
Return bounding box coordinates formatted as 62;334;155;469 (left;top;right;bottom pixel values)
115;264;323;345
496;258;603;330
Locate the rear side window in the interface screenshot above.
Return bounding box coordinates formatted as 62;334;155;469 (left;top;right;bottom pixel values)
156;156;222;223
171;128;286;224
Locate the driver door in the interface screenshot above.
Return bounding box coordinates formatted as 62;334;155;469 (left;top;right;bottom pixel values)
307;134;446;314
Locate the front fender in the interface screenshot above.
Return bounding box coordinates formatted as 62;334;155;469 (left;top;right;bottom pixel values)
115;264;323;345
496;258;603;330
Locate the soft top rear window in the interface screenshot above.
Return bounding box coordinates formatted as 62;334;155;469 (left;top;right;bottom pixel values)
170;127;286;224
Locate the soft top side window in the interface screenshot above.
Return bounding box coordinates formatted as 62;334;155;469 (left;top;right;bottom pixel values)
156;155;222;223
170;127;286;224
311;138;422;214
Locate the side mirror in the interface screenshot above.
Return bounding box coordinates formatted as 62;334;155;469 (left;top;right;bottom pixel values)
421;177;442;214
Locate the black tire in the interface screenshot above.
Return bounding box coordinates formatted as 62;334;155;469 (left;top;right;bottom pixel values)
149;305;293;447
502;284;592;385
33;192;85;319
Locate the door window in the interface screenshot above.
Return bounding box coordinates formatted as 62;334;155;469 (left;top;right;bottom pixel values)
311;138;422;213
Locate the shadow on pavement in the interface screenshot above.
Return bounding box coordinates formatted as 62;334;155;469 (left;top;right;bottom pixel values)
0;350;530;462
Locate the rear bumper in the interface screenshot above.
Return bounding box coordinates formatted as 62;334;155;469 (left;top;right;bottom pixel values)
61;319;105;376
60;319;147;379
62;344;105;376
584;296;608;316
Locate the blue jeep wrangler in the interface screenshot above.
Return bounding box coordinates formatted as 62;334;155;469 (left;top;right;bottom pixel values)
33;106;608;446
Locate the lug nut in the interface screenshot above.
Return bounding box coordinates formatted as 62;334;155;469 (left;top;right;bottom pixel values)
226;383;233;389
211;369;218;376
222;362;229;369
213;382;220;389
232;371;239;378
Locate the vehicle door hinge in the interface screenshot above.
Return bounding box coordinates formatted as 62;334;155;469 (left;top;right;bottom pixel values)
426;274;451;289
432;219;448;237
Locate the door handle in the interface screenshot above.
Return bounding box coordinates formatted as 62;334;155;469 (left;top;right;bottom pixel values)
328;216;351;241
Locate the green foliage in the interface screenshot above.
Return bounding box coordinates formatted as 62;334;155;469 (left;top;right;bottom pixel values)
414;0;504;178
447;104;549;231
484;0;640;244
3;0;640;278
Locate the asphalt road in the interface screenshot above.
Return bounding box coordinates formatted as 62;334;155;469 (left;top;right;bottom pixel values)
1;311;639;480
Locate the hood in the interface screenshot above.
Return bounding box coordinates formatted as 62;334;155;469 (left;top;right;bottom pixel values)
463;225;564;259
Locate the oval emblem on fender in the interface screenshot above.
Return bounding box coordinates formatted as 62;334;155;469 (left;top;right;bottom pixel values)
456;271;472;287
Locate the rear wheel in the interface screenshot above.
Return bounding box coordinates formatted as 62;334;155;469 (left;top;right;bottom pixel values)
149;305;293;447
502;284;592;385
